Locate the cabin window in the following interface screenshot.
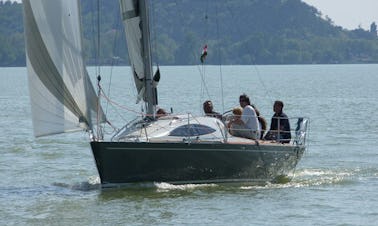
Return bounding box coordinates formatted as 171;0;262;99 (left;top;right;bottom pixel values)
169;124;216;137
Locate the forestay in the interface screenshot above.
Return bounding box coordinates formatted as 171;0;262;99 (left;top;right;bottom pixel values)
23;0;105;137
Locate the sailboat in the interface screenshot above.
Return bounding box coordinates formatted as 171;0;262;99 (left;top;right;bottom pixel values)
23;0;309;188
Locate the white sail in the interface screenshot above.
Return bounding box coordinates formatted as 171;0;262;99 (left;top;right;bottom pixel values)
23;0;105;137
119;0;155;114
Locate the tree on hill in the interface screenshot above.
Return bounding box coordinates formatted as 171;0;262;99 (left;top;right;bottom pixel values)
370;22;377;36
0;1;25;66
1;0;378;66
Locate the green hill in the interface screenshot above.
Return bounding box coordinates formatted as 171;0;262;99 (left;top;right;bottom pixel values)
0;1;24;66
1;0;378;66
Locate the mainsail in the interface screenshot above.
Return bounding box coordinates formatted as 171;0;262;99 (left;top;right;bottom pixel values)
23;0;105;137
119;0;155;115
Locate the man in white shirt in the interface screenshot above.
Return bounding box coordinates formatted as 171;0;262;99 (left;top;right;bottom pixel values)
230;94;260;139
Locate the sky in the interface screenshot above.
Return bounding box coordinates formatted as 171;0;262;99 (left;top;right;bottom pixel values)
302;0;378;30
11;0;378;30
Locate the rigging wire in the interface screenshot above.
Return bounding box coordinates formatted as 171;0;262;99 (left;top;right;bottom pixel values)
91;0;103;138
96;0;101;77
96;0;153;131
215;2;225;113
171;0;212;113
105;9;123;116
199;0;210;108
224;0;273;103
96;3;125;137
150;0;159;67
91;0;127;136
98;85;143;116
88;0;100;75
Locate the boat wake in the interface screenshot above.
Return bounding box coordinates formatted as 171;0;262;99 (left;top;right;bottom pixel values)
52;167;378;193
52;176;101;191
154;182;218;192
240;167;370;190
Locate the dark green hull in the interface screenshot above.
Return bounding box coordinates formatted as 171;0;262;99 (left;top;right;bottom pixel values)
90;141;305;187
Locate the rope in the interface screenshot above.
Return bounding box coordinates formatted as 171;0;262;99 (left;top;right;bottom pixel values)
99;82;225;141
223;0;273;103
215;2;225;112
151;0;159;66
98;85;144;116
96;0;101;77
105;9;123;116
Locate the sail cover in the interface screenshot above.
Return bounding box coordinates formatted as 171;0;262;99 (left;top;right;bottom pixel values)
119;0;150;103
23;0;105;137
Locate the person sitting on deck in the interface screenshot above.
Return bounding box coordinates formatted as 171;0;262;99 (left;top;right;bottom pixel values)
227;94;260;140
156;108;167;118
203;100;222;119
252;104;267;139
227;107;245;137
264;100;291;143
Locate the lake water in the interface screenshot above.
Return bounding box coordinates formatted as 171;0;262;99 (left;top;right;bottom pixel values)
1;64;378;225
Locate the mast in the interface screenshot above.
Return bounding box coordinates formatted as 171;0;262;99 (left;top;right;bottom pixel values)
139;0;155;117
